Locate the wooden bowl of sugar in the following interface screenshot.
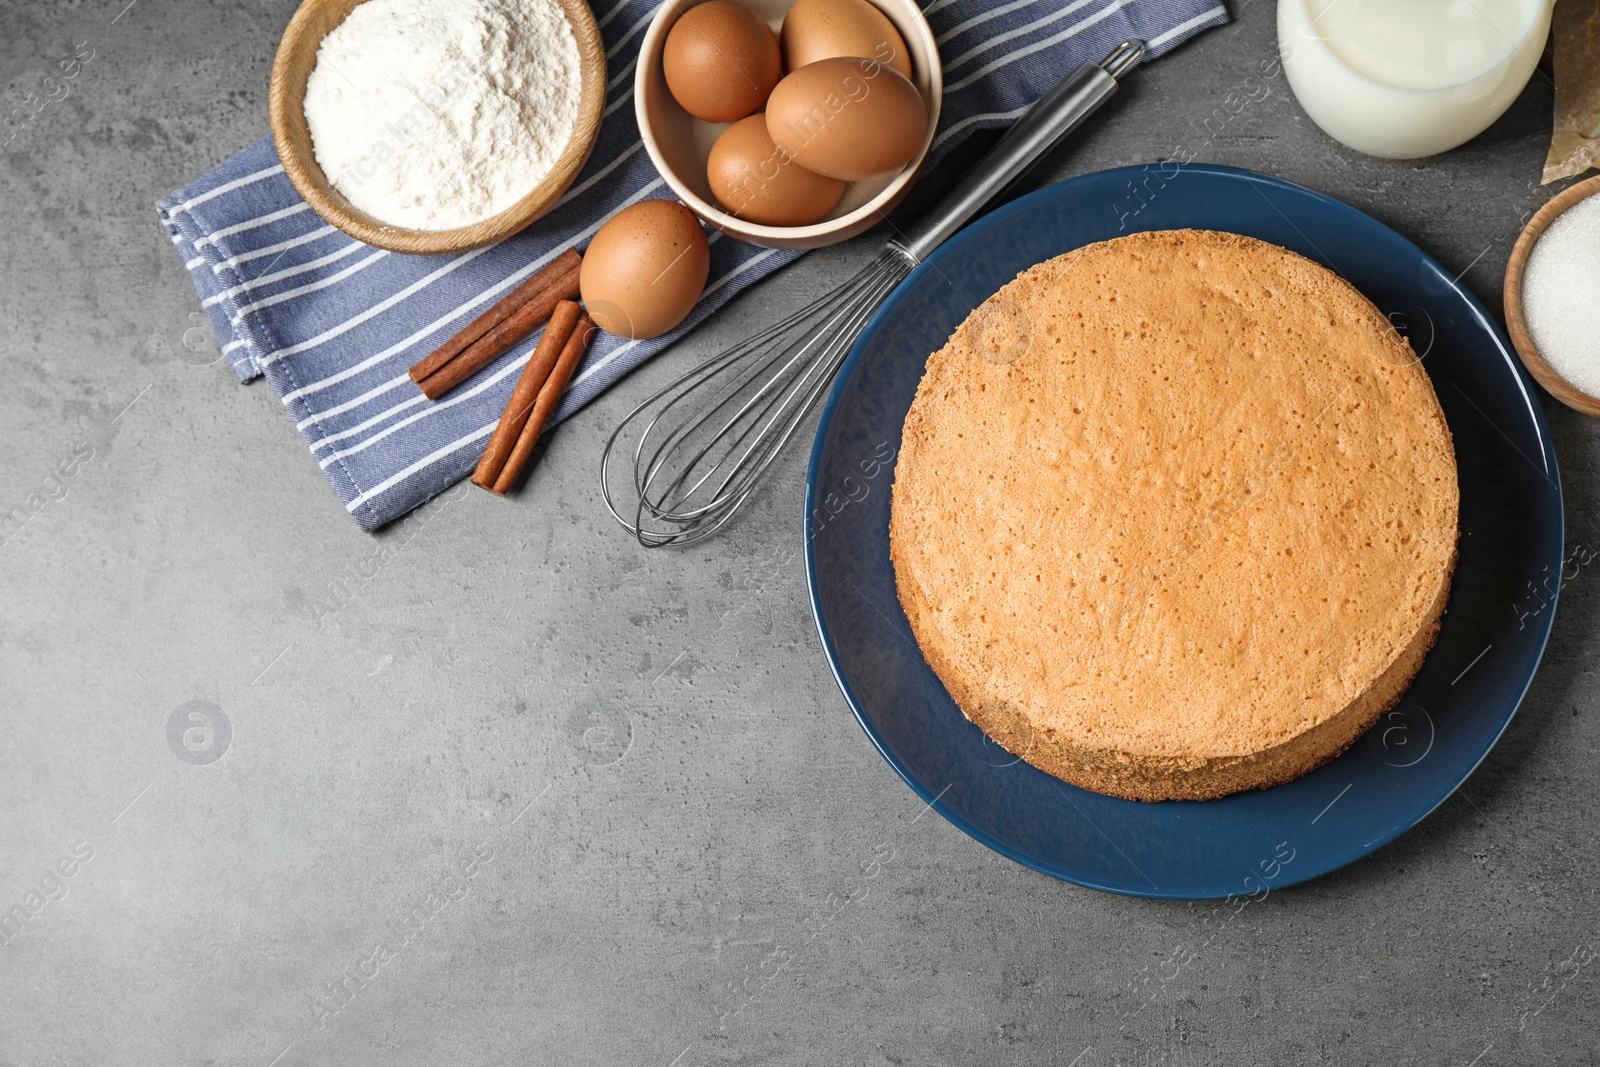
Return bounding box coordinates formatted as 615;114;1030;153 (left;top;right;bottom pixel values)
269;0;606;255
1505;173;1600;417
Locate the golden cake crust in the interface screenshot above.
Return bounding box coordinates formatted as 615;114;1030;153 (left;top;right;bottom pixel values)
889;229;1459;801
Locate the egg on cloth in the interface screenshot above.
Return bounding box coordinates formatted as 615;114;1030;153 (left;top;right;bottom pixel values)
765;57;925;181
580;200;711;340
780;0;912;78
707;114;846;226
663;0;782;123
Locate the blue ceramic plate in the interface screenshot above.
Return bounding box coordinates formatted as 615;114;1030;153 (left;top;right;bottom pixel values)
804;164;1563;899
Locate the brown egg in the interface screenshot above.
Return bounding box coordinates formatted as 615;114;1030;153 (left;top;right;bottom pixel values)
764;57;926;181
707;114;846;227
780;0;912;79
580;200;710;340
662;1;782;123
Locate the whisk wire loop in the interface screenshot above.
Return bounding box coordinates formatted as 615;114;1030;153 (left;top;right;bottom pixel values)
602;249;912;546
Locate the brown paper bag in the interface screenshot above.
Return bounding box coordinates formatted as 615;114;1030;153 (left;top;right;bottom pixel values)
1544;0;1600;183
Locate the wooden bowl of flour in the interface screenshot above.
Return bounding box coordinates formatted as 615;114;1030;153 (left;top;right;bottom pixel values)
269;0;605;255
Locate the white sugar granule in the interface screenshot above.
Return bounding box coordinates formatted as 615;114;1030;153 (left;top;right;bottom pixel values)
303;0;581;231
1523;193;1600;397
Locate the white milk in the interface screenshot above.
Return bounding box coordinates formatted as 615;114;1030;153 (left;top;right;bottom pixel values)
1278;0;1552;159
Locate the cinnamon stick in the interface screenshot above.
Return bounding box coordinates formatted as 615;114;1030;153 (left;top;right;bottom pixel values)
485;310;596;495
471;300;584;491
410;248;582;400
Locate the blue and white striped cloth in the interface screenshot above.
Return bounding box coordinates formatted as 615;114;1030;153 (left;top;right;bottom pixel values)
159;0;1226;530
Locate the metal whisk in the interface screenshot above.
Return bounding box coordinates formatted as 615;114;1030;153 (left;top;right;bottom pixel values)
603;40;1147;546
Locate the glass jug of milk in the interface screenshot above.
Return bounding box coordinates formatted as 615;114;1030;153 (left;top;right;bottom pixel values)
1278;0;1554;159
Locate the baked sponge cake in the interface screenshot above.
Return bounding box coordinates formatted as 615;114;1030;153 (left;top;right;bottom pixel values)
889;229;1459;801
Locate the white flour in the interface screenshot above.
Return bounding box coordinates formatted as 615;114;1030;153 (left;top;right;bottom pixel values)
304;0;582;231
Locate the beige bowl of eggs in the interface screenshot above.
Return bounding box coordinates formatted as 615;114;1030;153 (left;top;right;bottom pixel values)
635;0;942;250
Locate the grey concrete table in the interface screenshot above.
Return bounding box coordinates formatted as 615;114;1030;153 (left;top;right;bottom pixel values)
3;1;1596;1063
